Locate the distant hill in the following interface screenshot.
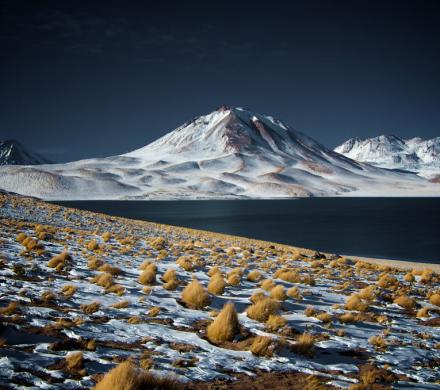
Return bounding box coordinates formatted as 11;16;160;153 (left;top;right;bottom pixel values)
0;140;51;166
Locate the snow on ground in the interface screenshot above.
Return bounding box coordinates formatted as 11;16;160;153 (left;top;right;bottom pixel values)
0;193;439;389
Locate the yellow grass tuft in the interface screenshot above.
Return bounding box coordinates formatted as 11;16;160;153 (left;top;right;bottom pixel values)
227;273;241;286
260;279;276;291
81;301;101;314
86;239;99;251
369;335;387;349
247;298;280;322
265;314;287;331
207;266;222;277
61;284;77;298
207;302;240;344
393;294;416;310
292;332;315;356
316;312;332;323
247;270;262;282
92;273;114;289
88;257;103;270
345;294;369;312
287;286;302;300
139;269;156;285
66;351;83;370
111;300;130;309
429;293;440;306
163;278;179;291
250;335;274;357
269;285;287;301
162;268;177;282
93;360;179;390
208;274;226;295
181;279;211;309
176;256;194;271
0;301;19;315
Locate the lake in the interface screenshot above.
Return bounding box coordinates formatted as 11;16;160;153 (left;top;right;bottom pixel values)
52;198;440;263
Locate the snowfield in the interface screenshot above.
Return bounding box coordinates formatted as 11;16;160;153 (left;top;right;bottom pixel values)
335;135;440;180
0;107;439;199
0;192;439;389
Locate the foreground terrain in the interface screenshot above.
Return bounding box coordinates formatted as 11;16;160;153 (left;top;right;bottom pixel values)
0;193;439;389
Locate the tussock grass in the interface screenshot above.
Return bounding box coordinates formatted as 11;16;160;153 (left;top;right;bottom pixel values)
287;286;302;300
139;269;156;285
227;273;241;285
250;291;266;303
207;266;222;277
247;270;262;282
369;335;387;349
47;251;70;269
0;301;19;315
208;274;226;295
316;312;332;323
416;307;430;318
111;300;130;309
163;278;179;291
265;314;287;331
92;273;114;289
275;268;300;283
81;301;101;314
339;312;356;323
86;239;99;251
260;279;276;291
162;268;177;282
98;263;122;275
176;256;194;271
207;302;240;344
250;335;274;357
61;284;77;298
292;332;315;356
393;294;416;310
181;279;211;309
345;294;369;312
429;293;440;306
93;360;180;390
148;306;161;317
88;257;103;270
247;298;280;322
304;306;316;317
269;285;287;301
66;351;83;370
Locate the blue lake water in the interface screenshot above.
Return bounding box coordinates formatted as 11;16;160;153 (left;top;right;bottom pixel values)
52;198;440;264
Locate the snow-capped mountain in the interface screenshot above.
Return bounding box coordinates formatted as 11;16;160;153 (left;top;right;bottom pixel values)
335;135;440;179
0;140;51;166
0;107;438;199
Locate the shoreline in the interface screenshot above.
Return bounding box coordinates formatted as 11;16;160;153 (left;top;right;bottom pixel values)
343;254;440;272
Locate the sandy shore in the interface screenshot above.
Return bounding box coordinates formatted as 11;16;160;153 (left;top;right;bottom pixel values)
343;254;440;272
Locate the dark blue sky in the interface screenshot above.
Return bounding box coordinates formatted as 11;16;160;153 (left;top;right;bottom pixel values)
1;0;439;162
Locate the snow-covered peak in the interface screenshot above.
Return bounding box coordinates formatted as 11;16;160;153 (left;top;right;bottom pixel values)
335;135;440;178
0;140;51;166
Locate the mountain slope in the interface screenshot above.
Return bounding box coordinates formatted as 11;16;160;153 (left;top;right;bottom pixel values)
0;140;51;165
335;135;440;179
0;108;438;199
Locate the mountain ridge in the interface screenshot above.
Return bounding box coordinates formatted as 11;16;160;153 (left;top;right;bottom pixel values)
0;139;52;166
0;107;438;199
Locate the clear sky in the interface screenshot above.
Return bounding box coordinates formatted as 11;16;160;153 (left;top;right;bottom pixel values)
1;0;439;162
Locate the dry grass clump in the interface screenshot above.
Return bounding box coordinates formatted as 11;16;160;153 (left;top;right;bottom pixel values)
265;314;287;331
206;302;240;344
358;285;376;301
404;272;415;282
47;251;70;269
208;274;226;295
92;273;114;289
81;301;101;314
41;290;56;303
207;266;222;277
98;263;122;276
139;261;157;272
16;232;27;243
269;285;287;301
416;307;430;318
429;293;440;306
247;270;262;282
247;298;280;322
86;239;99;251
148;306;161;317
111;300;130;309
227;273;241;286
339;312;356;323
345;294;369;312
66;351;83;370
275;268;300;283
181;279;211;309
93;360;180;390
102;232;111;242
260;279;276;291
304;306;316;317
393;294;416;310
316;312;332;323
162;268;177;282
420;269;433;284
176;256;194;272
369;335;387;349
250;291;266;303
61;284;77;298
377;273;398;289
291;332;315;356
0;301;19;315
250;336;274;357
287;286;302;300
150;237;167;250
139;269;156;285
106;284;125;295
88;257;103;270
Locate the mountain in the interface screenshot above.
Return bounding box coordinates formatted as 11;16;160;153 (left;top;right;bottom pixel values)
335;135;440;179
0;107;438;199
0;140;51;166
